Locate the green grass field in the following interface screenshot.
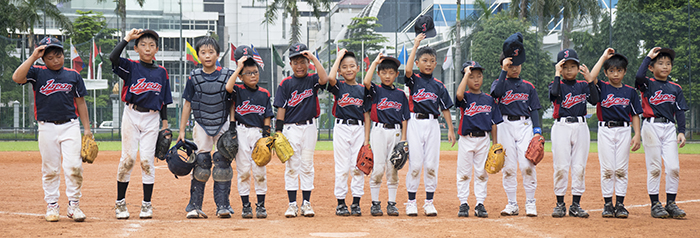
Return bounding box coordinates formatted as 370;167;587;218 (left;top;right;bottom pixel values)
1;140;699;154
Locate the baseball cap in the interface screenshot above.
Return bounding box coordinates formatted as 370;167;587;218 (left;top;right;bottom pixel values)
657;47;675;61
556;48;580;64
38;37;63;49
139;29;159;42
341;50;356;60
414;15;437;39
234;45;262;68
503;32;525;66
288;43;308;59
610;52;628;64
461;61;485;74
381;56;401;68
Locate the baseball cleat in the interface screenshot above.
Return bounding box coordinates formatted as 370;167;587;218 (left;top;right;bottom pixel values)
186;209;208;219
386;202;399;216
370;201;383;216
474;203;488;218
114;199;130;219
458;203;469;217
665;202;686;219
525;200;537;217
350;204;362;216
602;202;614;218
300;200;315;217
614;202;628;218
552;202;566;218
500;203;519;216
216;205;233;218
255;202;267;218
650;201;669;218
423;200;437;216
336;204;350;216
405;200;418;216
241;203;253;219
569;203;589;218
45;203;59;222
285;202;298;218
67;201;86;222
139;201;153;219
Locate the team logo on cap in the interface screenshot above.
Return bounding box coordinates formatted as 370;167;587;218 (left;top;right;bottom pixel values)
130;78;162;95
601;94;630;108
649;90;676;105
464;102;492;116
295;45;301;51
39;79;73;96
236;100;266;115
412;88;437;102
377;98;402;111
337;93;363;107
288;89;313;107
513;49;520;57
500;90;529;105
561;93;587;108
422;23;427;32
564;50;569;58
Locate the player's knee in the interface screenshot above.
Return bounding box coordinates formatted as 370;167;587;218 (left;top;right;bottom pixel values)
212;151;231;168
193;153;212;182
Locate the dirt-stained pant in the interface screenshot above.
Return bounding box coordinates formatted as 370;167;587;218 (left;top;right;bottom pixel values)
498;115;537;203
598;123;631;198
39;119;83;204
282;121;318;191
456;134;490;205
641;121;680;195
405;114;440;194
117;106;159;184
235;124;267;196
551;119;590;196
369;123;402;202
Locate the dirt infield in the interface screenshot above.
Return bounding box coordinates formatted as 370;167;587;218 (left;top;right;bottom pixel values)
1;150;699;237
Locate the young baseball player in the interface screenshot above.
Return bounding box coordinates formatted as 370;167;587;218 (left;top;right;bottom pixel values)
176;37;236;219
225;45;274;219
363;53;409;216
490;32;542;217
110;28;173;219
12;37;91;222
273;43;329;218
327;49;368;216
455;61;502;218
585;48;642;218
548;49;599;218
403;33;456;216
635;47;688;219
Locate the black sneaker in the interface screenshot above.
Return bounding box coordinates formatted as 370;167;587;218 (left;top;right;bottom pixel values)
665;202;686;219
370;201;383;216
602;202;614;218
614;202;628;218
336;204;350;216
568;203;589;218
255;202;267;218
350;204;362;216
458;203;469;217
651;201;669;218
386;202;399;216
474;203;488;218
552;202;566;218
241;203;253;219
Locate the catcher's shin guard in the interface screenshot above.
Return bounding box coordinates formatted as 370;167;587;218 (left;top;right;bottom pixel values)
212;152;233;182
213;181;232;209
186;179;206;212
193;153;212;182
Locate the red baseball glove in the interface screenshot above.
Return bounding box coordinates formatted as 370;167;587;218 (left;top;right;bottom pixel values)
525;134;545;165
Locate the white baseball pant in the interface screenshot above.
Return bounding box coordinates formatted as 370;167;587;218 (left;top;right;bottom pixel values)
38;119;83;204
456;134;490;205
283;121;318;191
117;106;159;184
405;114;441;193
192;121;229;153
498;115;537;202
551;118;590;196
235;124;267;195
641;120;680;195
333;122;365;199
369;123;402;202
597;123;631;197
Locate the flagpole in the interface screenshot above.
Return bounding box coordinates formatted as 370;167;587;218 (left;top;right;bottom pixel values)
361;41;364;79
92;39;97;129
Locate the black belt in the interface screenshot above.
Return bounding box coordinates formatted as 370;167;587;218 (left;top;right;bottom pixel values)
236;122;257;128
556;116;585;123
374;122;401;129
415;113;437;120
599;121;628;128
645;117;671;123
464;131;487;137
506;115;529;121
45;120;71;125
336;118;362;125
129;103;154;113
287;119;313;126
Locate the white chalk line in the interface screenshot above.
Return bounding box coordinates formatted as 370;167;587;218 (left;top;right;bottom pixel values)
587;199;700;212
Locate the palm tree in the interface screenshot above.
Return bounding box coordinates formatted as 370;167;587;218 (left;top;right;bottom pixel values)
14;0;73;48
259;0;332;44
96;0;147;39
558;0;601;49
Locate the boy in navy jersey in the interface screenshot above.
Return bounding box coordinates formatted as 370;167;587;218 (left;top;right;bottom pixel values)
548;49;599;218
364;53;409;216
585;48;642;218
403;33;456;216
177;37;236;219
110;29;173;219
274;43;329;217
635;47;689;219
225;46;274;219
12;37;91;222
455;61;502;218
328;49;368;216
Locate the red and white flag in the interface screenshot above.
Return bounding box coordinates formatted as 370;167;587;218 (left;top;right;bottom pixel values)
70;43;83;73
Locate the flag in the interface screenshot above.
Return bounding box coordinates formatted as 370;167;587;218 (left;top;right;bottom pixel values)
398;44;406;65
250;44;265;69
230;43;237;61
363;56;370;71
186;41;200;65
442;47;453;70
273;47;285;67
95;46;103;79
70;43;83;73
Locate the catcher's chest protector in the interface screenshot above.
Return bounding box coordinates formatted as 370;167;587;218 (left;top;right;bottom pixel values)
191;68;230;136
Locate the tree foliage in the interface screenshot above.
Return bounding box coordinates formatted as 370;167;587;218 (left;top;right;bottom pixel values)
12;0;73;48
338;16;391;58
64;10;119;82
258;0;332;44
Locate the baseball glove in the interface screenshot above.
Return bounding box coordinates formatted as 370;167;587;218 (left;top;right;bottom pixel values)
80;134;98;163
252;136;274;167
217;127;239;162
525;134;545;165
485;143;505;174
356;144;374;175
155;129;172;160
389;141;409;170
273;132;294;163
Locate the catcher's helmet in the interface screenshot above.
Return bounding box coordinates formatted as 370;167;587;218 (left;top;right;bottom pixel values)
165;140;198;178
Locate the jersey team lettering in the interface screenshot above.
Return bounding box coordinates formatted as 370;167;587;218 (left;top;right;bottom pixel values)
236;100;266;115
412;88;438;102
337;93;363;107
561;93;587;108
39;79;73;96
463;102;492;116
288;89;313;107
648;90;676;105
600;94;630;108
377;98;402;111
500;90;529;105
130;78;163;95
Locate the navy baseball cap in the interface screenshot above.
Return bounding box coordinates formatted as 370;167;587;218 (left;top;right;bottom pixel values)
234;45;262;68
38;37;63;49
139;29;159;41
610;52;628;64
556;48;580;64
288;43;308;59
461;61;485;74
381;56;401;68
657;47;675;61
341;50;356;60
503;32;525;66
414;15;437;38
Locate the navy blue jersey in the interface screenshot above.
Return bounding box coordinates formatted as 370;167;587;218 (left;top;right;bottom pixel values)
231;84;274;128
635;57;689;122
273;73;325;123
549;79;592;118
329;81;367;120
596;81;643;122
114;58;173;111
490;75;541;116
456;92;503;135
366;83;410;124
23;66;88;121
403;72;453;115
183;66;234;102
